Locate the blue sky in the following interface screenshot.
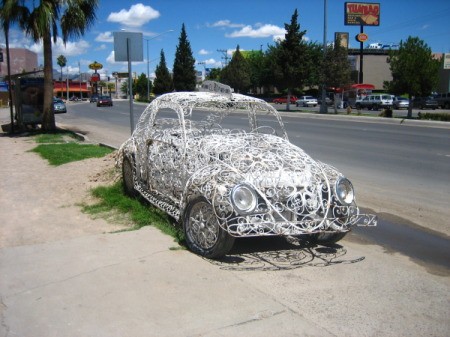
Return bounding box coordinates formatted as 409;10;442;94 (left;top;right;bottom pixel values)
2;0;450;79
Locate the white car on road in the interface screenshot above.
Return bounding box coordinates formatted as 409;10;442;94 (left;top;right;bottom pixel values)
296;96;318;107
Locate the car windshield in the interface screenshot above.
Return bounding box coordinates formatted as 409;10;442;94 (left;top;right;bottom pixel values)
54;99;63;103
136;92;288;142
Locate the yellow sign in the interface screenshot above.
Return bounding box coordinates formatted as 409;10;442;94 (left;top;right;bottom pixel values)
88;61;103;70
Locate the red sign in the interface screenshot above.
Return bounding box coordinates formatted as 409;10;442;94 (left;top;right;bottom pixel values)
356;33;369;42
91;73;100;82
345;2;380;26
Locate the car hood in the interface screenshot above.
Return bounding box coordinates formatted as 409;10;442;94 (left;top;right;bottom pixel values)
190;133;340;190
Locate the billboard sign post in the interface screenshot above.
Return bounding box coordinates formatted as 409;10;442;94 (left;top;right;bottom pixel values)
345;2;381;84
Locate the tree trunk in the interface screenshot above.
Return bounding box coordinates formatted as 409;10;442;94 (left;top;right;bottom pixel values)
407;94;413;119
41;33;56;131
286;89;291;111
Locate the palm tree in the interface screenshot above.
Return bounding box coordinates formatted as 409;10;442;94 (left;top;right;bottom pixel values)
1;0;98;131
0;0;28;133
56;54;67;98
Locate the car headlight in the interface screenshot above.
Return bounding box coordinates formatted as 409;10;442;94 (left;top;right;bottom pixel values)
335;177;355;205
231;184;258;214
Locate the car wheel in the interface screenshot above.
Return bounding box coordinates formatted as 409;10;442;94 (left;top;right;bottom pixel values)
183;196;235;259
308;232;347;245
122;157;137;198
356;103;361;109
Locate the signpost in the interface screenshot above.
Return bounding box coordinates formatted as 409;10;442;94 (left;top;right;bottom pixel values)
113;32;143;134
345;2;381;83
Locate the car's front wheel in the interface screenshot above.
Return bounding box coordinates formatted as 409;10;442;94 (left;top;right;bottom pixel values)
122;157;137;198
307;232;347;245
183;197;235;259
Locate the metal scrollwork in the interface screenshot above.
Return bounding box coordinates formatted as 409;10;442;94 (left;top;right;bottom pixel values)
117;91;377;239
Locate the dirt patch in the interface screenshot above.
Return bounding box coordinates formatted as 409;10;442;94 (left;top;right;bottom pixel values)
0;133;129;248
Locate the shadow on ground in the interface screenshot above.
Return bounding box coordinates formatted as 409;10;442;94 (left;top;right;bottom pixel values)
205;236;364;271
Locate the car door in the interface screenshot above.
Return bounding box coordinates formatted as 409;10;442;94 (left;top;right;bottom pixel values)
145;111;186;202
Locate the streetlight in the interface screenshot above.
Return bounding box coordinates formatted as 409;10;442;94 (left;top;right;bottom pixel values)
145;29;174;100
320;0;328;114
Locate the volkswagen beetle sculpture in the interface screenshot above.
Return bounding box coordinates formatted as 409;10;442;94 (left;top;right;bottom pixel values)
117;82;376;258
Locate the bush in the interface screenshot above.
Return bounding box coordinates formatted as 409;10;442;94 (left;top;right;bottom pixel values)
417;112;450;122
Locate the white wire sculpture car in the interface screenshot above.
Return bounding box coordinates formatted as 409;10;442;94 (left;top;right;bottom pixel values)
117;82;377;258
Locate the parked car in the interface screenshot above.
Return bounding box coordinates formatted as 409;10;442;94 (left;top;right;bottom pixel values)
355;94;393;110
295;96;318;107
318;96;333;106
272;96;297;104
69;95;80;101
96;95;113;107
412;96;438;110
89;94;99;103
52;98;67;114
393;96;409;109
434;93;450;109
117;82;376;259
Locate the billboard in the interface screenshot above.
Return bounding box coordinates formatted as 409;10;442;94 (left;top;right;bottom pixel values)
335;32;349;49
345;2;380;26
444;53;450;70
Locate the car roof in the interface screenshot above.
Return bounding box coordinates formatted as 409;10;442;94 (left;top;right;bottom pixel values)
135;84;288;139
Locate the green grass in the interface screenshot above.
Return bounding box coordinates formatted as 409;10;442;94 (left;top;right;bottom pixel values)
82;181;184;244
34;132;78;143
30;142;113;166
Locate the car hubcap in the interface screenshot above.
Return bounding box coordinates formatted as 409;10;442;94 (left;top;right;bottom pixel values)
188;201;219;249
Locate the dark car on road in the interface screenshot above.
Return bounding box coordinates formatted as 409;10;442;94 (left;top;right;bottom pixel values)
89;94;99;103
412;96;438;110
97;95;113;107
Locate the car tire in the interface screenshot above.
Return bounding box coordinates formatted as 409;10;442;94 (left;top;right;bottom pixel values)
183;196;235;259
356;103;361;109
122;157;137;198
307;232;347;245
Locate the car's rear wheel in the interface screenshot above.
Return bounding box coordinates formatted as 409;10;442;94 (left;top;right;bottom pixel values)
184;197;235;259
122;157;137;198
307;232;347;245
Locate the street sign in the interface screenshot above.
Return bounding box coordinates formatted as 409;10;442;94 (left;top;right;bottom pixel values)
91;73;100;82
113;32;143;62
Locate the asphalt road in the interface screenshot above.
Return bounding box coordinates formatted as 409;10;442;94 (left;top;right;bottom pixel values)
57;100;450;270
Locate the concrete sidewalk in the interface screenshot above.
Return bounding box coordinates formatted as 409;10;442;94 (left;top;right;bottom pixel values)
0;114;331;336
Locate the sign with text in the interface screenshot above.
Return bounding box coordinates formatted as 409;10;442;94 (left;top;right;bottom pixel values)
345;2;380;26
444;53;450;70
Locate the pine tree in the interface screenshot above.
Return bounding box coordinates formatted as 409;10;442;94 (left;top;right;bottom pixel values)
153;49;173;95
221;45;251;93
270;9;312;110
173;23;196;91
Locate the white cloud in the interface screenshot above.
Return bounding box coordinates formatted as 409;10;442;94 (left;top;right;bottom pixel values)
95;44;107;51
226;24;286;38
107;3;160;28
26;37;90;59
209;20;245;28
199;49;210;55
95;31;113;43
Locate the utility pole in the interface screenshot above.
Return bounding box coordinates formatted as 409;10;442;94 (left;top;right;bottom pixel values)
320;0;329;114
217;49;229;67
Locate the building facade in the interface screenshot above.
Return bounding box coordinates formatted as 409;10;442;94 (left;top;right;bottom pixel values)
0;48;38;77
